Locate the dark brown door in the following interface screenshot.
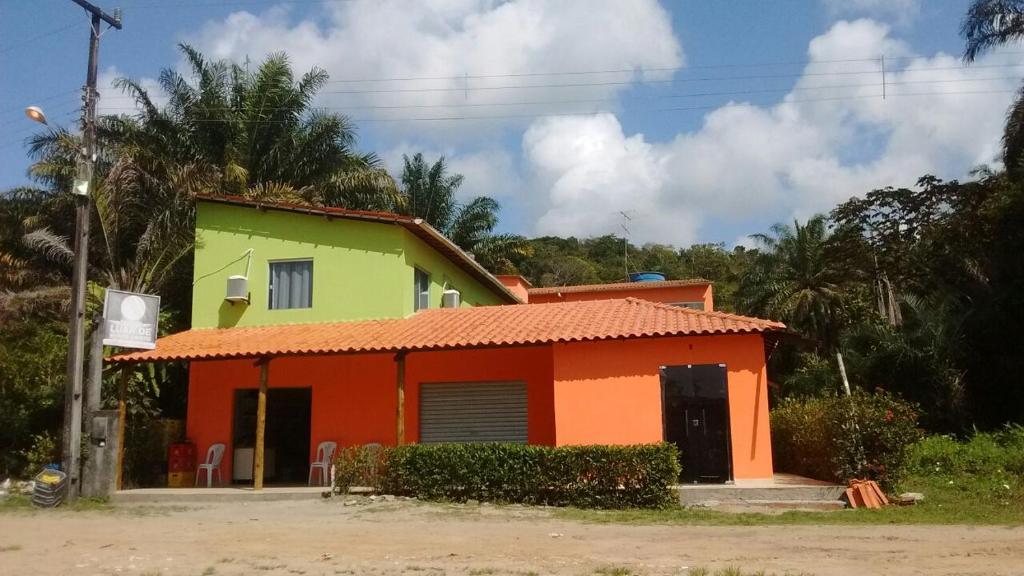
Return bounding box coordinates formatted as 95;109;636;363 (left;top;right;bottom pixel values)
661;364;732;483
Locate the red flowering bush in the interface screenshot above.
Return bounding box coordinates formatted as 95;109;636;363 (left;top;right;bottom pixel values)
772;390;921;488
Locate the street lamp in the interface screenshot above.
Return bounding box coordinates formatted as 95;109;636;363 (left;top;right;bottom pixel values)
25;106;48;125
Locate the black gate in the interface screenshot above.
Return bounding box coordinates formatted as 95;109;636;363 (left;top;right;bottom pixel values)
660;364;732;483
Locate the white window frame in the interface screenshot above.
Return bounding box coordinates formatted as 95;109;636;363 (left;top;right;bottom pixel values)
414;267;431;312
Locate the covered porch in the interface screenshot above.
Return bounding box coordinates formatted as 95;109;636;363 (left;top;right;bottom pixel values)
108;298;783;491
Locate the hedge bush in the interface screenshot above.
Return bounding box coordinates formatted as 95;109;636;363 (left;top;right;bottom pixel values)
336;442;680;509
771;390;921;488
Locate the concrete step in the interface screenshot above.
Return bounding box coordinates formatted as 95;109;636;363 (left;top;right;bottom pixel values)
695;499;847;512
676;485;846;506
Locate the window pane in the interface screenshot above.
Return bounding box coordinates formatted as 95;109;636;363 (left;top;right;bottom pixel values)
414;268;430;311
270;260;312;309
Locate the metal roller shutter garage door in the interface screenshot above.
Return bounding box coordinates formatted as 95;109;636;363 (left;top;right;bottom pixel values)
419;381;528;443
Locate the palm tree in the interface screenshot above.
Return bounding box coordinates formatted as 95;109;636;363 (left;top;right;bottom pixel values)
105;44;398;207
398;153;531;272
738;216;858;349
963;0;1024;178
962;0;1024;62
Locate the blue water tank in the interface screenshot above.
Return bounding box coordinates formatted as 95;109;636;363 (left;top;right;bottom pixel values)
629;272;666;282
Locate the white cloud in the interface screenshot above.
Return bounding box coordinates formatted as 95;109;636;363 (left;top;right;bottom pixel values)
96;67;166;117
519;19;1017;245
820;0;921;25
184;6;1015;248
189;0;682;141
381;143;522;202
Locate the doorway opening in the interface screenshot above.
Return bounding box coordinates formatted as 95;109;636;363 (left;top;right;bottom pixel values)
660;364;732;484
232;388;312;485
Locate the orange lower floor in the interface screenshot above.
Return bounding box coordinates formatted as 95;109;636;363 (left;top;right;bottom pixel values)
186;335;774;482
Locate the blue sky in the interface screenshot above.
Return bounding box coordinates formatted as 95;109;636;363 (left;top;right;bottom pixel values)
1;0;1016;246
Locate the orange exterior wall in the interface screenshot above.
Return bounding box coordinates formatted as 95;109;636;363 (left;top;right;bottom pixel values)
185;346;556;480
186;336;769;482
495;275;532;303
551;334;773;480
403;346;555;445
529;284;713;310
186;354;396;481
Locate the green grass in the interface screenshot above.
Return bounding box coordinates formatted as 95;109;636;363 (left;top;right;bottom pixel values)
0;495;33;511
0;495;113;513
684;565;811;569
593;567;635;576
556;469;1024;526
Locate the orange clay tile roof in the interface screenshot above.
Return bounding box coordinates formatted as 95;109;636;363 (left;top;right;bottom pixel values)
527;279;711;296
109;298;784;363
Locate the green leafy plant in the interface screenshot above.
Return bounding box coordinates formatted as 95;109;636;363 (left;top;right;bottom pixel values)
771;390;921;488
339;442;680;509
333;444;388;493
19;432;57;476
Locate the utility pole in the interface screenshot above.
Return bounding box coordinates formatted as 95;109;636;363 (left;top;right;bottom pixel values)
62;0;121;504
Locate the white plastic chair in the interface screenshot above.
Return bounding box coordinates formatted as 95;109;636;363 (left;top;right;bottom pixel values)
308;441;337;486
195;443;226;488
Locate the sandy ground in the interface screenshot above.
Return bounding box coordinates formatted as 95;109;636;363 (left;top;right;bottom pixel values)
0;498;1022;576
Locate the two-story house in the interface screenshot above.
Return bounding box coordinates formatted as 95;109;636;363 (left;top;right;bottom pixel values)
113;195;784;486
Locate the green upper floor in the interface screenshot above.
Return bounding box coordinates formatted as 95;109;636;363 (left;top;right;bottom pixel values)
191;197;518;329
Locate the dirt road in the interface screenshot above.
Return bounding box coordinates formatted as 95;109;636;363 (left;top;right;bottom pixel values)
0;498;1021;576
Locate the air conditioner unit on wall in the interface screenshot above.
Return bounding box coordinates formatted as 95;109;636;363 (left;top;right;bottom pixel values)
442;289;461;308
226;275;250;304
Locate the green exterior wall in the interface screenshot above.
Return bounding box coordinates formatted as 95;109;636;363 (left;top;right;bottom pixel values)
191;202;507;329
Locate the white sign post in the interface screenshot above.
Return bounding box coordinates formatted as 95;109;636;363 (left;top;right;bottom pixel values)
102;289;160;350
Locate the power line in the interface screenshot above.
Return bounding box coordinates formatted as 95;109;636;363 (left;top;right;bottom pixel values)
0;20;82;55
304;63;1024;95
90;75;1024;114
116;0;354;7
1;87;1017;151
0;108;80;151
299;61;1024;86
69;88;1017;125
0;89;82;116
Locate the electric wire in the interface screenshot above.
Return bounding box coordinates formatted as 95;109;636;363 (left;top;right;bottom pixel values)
89;75;1024;114
0;20;82;55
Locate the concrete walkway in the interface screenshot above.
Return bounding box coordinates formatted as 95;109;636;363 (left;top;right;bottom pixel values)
111;485;329;504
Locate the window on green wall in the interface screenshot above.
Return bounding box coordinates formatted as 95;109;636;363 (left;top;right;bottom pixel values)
414;268;430;311
269;259;313;310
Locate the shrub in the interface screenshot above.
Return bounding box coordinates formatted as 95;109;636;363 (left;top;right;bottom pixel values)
19;432;58;476
333;444;388;493
771;390;921;488
907;425;1024;477
902;426;1024;508
338;442;680;509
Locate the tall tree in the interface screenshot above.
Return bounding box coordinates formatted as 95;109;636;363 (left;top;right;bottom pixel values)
963;0;1024;177
398;153;531;272
962;0;1024;62
738;216;861;350
104;44;397;207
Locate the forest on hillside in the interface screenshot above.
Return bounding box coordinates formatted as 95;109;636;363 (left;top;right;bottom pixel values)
511;171;1024;434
